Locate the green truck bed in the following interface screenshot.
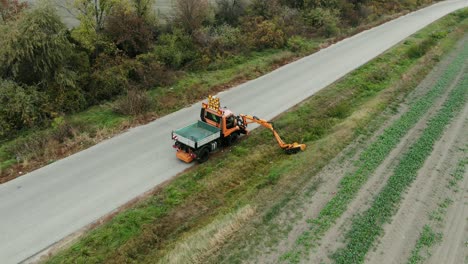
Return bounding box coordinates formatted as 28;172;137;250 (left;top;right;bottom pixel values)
173;121;221;149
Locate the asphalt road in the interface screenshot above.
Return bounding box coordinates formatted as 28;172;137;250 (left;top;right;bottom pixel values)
1;1;467;263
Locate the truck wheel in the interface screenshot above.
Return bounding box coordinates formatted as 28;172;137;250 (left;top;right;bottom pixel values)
197;147;209;163
225;133;238;146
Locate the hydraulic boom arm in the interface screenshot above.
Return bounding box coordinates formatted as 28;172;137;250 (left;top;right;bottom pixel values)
238;114;306;154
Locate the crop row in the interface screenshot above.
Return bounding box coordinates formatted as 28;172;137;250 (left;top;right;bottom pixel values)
407;225;441;264
407;147;467;263
331;54;468;263
281;35;468;263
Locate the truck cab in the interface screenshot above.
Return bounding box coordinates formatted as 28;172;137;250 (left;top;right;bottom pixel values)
200;102;244;144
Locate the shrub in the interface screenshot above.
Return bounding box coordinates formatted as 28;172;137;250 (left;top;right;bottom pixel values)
194;24;242;58
113;88;153;116
0;80;49;138
215;0;247;26
241;16;286;50
248;0;281;19
51;117;75;143
406;37;437;59
86;55;129;104
303;7;341;37
133;53;174;88
273;6;305;37
104;6;155;57
173;0;211;34
153;28;199;69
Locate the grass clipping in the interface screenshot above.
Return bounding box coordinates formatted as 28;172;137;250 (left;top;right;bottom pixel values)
157;205;255;264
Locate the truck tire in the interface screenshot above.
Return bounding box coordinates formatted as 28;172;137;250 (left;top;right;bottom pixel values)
225;133;238;146
197;147;210;163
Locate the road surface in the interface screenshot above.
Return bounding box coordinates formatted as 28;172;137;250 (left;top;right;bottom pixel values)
1;1;467;263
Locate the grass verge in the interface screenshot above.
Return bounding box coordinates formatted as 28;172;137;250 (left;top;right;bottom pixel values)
45;9;468;264
331;56;468;263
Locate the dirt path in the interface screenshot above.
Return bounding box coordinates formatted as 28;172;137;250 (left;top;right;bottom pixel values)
364;92;468;264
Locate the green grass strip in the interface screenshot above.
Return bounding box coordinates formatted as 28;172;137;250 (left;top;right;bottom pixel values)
281;36;468;264
332;57;468;264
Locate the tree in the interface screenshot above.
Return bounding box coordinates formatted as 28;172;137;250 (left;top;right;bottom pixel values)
74;0;119;33
104;6;154;57
0;0;28;23
70;0;119;56
132;0;154;18
215;0;246;26
0;4;86;113
0;5;74;85
173;0;210;34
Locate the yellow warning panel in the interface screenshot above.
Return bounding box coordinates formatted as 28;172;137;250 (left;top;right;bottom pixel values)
208;95;220;111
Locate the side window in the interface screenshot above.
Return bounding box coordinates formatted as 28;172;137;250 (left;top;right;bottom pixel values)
205;112;221;124
226;115;235;129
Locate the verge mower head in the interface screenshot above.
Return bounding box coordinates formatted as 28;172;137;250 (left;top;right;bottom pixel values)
284;142;306;154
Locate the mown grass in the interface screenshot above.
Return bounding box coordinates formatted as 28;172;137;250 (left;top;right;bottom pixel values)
331;55;468;263
46;10;468;264
280;11;468;263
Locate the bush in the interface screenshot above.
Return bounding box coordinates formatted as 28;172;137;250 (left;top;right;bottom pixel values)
86;55;129;104
113;88;153;116
303;7;341;37
273;6;305;37
215;0;247;26
153;29;199;69
241;16;286;50
248;0;281;19
173;0;211;34
133;54;174;87
0;80;49;138
51;117;75;143
104;6;155;57
406;37;437;59
194;24;242;58
287;35;315;53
